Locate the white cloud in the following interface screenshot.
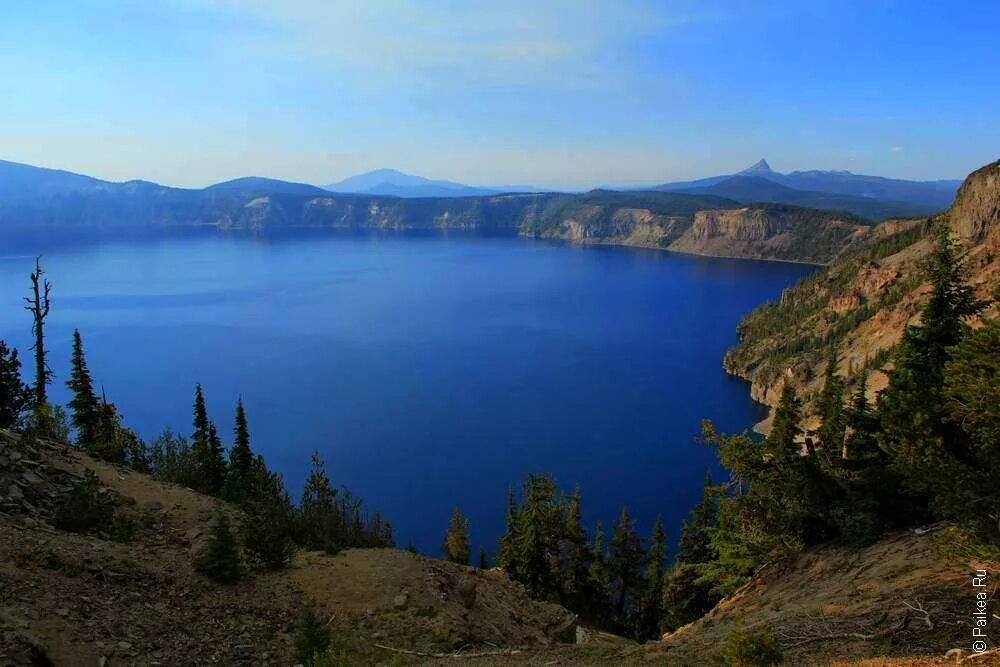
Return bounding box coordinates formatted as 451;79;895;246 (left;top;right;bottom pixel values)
889;146;903;152
193;0;685;89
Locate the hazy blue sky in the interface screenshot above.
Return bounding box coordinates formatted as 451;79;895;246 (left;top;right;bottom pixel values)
1;1;997;189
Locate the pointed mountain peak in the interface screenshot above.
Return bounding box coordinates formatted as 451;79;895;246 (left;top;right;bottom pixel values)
740;159;774;175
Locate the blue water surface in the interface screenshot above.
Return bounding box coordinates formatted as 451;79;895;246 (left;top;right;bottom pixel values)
0;229;814;556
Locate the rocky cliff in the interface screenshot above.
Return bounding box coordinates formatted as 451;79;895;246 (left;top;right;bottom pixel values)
669;205;872;264
724;158;1000;431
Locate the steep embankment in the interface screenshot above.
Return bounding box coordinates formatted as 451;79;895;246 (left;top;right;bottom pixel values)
724;159;1000;431
0;429;577;665
648;528;990;665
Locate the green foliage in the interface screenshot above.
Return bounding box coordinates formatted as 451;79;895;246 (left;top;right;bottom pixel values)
0;340;31;430
723;617;783;667
879;224;987;529
24;402;71;443
148;428;194;486
293;604;332;667
495;485;519;575
66;329;101;451
632;515;666;640
223;397;253;504
726;220;931;389
297;450;393;552
442;507;471;565
194;511;241;583
241;457;297;570
53;470;115;534
608;506;646;621
496;475;665;636
189;384;227;495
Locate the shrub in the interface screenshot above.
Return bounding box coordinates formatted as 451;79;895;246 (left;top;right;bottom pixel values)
194;511;241;583
242;500;296;570
293;604;331;667
723;617;783;667
53;470;115;534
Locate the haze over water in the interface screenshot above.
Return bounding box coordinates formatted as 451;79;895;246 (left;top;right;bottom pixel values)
0;229;814;554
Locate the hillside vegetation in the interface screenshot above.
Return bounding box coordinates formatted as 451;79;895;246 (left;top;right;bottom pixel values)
725;159;1000;429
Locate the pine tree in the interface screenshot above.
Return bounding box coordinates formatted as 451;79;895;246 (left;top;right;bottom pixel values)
224;397;254;503
242;457;296;570
588;521;612;617
677;471;719;565
188;385;226;495
517;474;559;597
293;604;331;667
194;511;241;583
298;451;338;552
207;421;226;494
879;222;984;520
634;516;666;639
561;486;591;609
496;485;520;575
942;312;1000;537
608;506;646;621
66;330;101;452
442;507;471;565
0;341;30;430
815;347;846;459
478;546;488;569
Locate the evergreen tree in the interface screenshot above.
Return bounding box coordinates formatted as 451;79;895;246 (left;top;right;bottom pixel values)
662;474;722;632
242;457;296;570
298;450;338;552
293;604;331;667
67;330;101;451
194;511;241;583
0;341;30;430
207;421;227;494
517;474;559;597
879;223;983;503
608;506;646;621
496;485;520;575
561;486;591;609
633;516;666;640
442;507;471;565
815;347;846;459
588;521;612;616
188;385;226;495
478;546;488;569
942;312;1000;538
224;397;253;503
677;471;719;565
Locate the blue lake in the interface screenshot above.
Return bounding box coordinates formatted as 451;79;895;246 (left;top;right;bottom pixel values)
0;229;814;555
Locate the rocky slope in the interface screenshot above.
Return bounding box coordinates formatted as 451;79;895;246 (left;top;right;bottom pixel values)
724;158;1000;431
0;429;578;665
648;528;990;665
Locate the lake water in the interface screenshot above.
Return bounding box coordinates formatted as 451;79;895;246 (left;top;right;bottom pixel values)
0;229;814;555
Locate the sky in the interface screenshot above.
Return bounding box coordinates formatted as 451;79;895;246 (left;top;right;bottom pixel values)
0;0;997;189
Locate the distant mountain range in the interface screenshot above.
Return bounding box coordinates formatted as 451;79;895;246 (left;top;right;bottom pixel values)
0;157;965;236
654;159;961;218
324;168;540;198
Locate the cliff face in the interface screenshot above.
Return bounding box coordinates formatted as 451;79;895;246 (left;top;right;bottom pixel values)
724;158;1000;432
669;205;872;264
949;159;1000;242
